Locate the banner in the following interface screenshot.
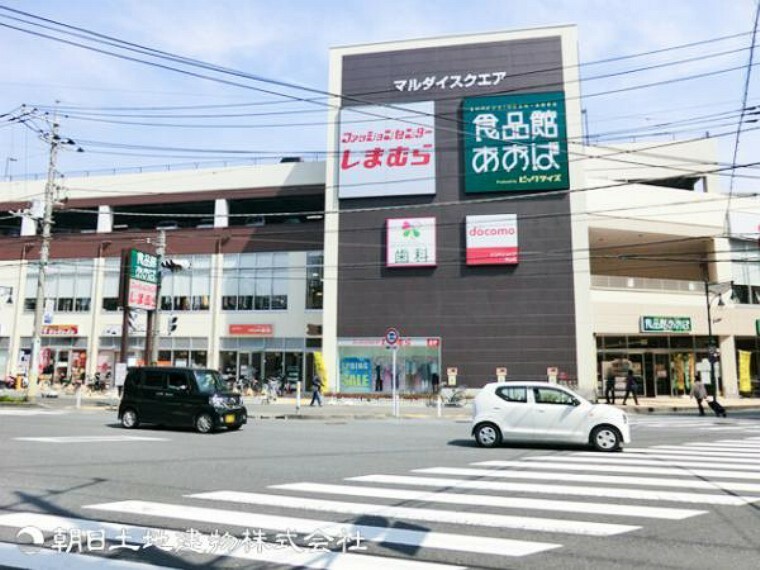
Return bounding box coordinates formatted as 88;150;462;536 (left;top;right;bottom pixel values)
340;357;372;393
739;350;752;394
386;217;436;267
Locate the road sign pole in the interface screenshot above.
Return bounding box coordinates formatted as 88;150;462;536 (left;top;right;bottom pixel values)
391;345;398;418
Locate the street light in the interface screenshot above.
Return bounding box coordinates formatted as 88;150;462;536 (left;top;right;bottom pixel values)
703;279;734;402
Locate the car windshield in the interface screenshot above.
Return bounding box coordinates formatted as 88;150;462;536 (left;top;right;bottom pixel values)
194;370;226;394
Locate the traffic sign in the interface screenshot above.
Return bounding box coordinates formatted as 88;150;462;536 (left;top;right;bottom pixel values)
384;327;400;346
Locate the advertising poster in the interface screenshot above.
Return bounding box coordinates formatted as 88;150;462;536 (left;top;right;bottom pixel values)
340;357;372;393
739;350;752;393
463;92;569;193
338;101;436;199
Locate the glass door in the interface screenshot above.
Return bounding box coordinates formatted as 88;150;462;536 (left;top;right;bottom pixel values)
653;353;671;396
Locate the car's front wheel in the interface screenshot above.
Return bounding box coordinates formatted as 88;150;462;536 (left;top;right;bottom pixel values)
474;423;502;448
591;425;621;452
195;413;215;434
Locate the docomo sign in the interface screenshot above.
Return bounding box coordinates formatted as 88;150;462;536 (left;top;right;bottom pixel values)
229;324;274;336
466;214;518;265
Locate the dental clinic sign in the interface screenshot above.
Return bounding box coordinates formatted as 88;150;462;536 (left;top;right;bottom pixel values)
640;316;692;334
386;217;436;267
466;214;518;265
463;92;569;193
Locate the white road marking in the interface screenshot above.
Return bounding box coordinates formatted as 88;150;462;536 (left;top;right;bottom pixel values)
0;541;177;570
0;512;465;570
83;500;558;558
188;491;638;536
15;436;169;443
0;410;66;416
580;451;760;465
270;482;705;520
413;467;760;494
472;460;760;480
622;447;760;459
524;455;760;471
670;444;760;454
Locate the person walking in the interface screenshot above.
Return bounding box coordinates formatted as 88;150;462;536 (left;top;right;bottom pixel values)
690;377;707;416
604;372;616;404
310;373;323;407
621;369;639;405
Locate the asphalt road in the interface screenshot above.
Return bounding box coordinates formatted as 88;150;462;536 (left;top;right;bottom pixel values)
1;408;760;569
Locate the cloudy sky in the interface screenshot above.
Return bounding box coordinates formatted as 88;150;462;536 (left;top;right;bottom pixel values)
0;0;758;194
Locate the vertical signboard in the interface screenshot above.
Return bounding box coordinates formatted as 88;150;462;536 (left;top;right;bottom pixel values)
463;92;569;193
124;250;159;311
386;217;437;267
338;101;436;199
466;214;518;265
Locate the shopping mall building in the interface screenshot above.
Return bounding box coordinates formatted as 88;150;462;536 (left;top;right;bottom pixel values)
1;25;760;399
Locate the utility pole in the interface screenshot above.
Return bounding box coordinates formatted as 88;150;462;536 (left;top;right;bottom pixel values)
146;229;166;365
27;120;61;402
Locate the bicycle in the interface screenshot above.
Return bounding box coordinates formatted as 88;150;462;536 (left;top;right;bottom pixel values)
428;385;468;407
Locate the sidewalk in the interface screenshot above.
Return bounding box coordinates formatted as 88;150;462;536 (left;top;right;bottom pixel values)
3;390;760;419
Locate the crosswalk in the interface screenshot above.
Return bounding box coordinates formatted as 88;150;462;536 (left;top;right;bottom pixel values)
2;436;760;568
630;416;760;432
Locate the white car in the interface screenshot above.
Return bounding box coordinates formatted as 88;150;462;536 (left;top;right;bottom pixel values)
471;382;630;452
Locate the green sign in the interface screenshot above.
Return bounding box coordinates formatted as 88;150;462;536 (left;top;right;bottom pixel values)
129;249;159;284
462;92;569;193
756;319;760;336
640;316;692;333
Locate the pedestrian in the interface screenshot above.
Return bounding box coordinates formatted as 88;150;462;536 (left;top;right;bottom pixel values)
690;377;707;416
310;373;323;407
621;370;639;405
604;372;615;404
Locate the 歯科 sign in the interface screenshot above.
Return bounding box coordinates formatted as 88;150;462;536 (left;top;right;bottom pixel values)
640;316;692;333
338;101;436;199
386;217;437;267
466;214;518;265
463;92;569;194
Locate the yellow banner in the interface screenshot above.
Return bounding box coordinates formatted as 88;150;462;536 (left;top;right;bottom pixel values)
739;350;752;393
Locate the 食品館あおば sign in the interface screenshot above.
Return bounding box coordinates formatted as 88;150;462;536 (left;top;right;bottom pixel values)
340;357;372;393
386;217;437;267
126;249;159;311
640;316;692;333
463;92;569;193
338;101;436;199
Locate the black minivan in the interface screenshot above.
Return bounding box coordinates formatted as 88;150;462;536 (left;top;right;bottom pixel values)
118;367;248;433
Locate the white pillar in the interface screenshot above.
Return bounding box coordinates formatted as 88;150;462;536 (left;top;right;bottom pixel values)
208;250;223;369
97;205;113;233
214;199;229;228
21;200;40;236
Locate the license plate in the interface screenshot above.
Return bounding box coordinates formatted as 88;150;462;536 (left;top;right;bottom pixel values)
224;414;236;424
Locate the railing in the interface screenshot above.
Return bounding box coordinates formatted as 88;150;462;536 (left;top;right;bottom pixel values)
591;275;704;294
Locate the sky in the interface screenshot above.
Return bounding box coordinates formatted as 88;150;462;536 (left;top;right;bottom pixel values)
0;0;759;195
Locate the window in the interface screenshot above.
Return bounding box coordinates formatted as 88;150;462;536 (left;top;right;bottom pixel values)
222;252;289;311
306;251;323;310
496;386;527;403
160;255;211;312
143;371;164;389
102;258;121;311
25;259;93;313
533;387;576;405
167;372;188;391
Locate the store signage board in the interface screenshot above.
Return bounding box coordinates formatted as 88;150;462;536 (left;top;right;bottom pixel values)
465;214;518;265
338;337;440;348
126;249;159;311
229;324;274;336
462;92;569;194
640;316;692;333
386;217;437;268
338;101;436;199
41;324;79;336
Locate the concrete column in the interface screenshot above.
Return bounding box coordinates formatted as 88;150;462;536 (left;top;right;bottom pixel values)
97;206;113;233
86;256;105;378
214;199;229;228
7;260;28;376
207;250;223;369
719;335;739;397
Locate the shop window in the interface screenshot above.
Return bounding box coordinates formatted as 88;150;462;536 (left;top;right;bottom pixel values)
76;298;91;312
25;259;92;313
159;255;211;312
222;252;289;312
24;299;36;311
752;286;760;305
57;298;74;312
222;296;237;311
306;252;323;310
102;298;119;311
603;337;627;349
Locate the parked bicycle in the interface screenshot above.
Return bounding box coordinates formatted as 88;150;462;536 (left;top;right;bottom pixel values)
427;385;468;407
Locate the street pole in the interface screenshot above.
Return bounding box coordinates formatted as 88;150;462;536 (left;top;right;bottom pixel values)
149;230;166;365
27;120;61;402
391;346;398;417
